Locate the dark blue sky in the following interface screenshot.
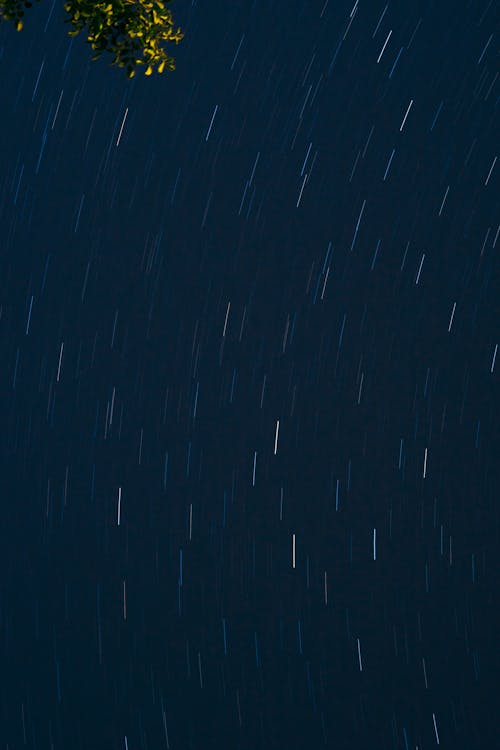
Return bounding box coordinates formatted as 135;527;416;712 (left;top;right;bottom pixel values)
0;2;498;748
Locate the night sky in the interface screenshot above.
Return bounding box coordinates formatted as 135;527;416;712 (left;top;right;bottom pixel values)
0;1;498;748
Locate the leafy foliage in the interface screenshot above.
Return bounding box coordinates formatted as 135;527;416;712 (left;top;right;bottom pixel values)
0;0;184;77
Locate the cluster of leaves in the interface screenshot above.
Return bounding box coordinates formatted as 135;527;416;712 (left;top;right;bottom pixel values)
0;0;184;77
0;0;36;31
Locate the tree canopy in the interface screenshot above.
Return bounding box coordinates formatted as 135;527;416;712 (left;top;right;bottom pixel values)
0;0;184;77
